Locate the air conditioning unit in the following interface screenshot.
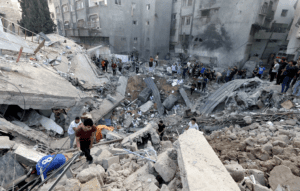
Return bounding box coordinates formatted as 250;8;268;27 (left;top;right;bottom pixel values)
95;2;99;5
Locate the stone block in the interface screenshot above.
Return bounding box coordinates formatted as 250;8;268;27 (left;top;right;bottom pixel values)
76;165;105;184
163;94;178;111
103;156;120;170
109;148;127;159
269;165;300;191
139;101;154;113
161;141;173;150
154;151;177;182
243;116;252;124
138;87;152;103
161;184;170;191
0;136;15;149
123;142;138;152
225;164;245;182
80;178;102;191
248;169;265;186
64;179;81;191
94;149;113;166
14;144;46;167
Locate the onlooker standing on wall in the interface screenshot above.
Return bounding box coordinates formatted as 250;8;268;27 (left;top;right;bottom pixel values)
149;56;154;73
68;117;82;149
104;58;109;72
202;76;209;92
75;119;96;164
270;60;279;82
118;59;123;73
281;61;297;94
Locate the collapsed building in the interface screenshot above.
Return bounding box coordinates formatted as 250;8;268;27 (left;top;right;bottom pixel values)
1;12;300;191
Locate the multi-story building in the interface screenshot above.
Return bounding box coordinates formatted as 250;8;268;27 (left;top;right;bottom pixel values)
251;0;296;60
287;0;300;60
53;0;173;59
170;0;279;67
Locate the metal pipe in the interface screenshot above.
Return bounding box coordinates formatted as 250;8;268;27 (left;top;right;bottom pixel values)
48;153;80;191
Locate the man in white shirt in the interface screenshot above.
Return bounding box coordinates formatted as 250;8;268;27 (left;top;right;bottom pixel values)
186;118;199;131
68;117;82;149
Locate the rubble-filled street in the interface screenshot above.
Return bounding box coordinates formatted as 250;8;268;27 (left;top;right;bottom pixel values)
2;0;300;191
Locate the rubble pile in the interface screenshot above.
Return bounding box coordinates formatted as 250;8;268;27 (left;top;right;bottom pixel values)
206;118;300;191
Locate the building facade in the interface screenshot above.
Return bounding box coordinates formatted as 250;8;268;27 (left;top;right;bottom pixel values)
0;0;22;33
287;0;300;60
250;0;296;60
52;0;173;60
170;0;279;67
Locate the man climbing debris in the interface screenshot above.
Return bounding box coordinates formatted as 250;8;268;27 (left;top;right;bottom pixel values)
75;118;96;164
68;117;82;149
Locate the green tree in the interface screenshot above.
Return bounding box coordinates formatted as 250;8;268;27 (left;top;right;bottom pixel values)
18;0;56;35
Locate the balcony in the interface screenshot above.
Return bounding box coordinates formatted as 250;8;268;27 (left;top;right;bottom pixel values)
265;11;274;21
74;21;101;31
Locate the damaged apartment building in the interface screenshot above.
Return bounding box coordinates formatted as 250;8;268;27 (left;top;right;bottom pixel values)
170;0;283;67
51;0;173;59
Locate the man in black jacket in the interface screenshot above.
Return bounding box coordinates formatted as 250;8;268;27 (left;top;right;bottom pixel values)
277;58;288;85
281;61;297;94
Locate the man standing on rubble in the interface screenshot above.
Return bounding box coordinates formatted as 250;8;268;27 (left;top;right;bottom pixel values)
112;61;117;76
185;118;199;131
277;58;288;85
104;58;109;72
118;59;123;73
281;61;297;94
75;118;96;164
157;121;166;141
68;117;82;149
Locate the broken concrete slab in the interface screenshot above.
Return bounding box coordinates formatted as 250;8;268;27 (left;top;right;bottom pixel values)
138;87;152;103
163;94;178;111
200;78;263;115
175;129;240;191
269;165;300;191
154;151;177;182
179;88;192;109
11;121;31;131
70;54;108;90
0;118;49;145
121;122;160;147
116;76;128;96
139;101;154;113
225;164;245;182
91;92;125;123
0;152;26;186
144;77;164;115
0;136;15;149
14;144;46;167
39;115;64;135
76;164;105;184
0;60;87;110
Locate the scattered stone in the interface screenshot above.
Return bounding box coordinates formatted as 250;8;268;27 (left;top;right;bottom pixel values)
103;156;120;170
225;164;245;182
269;165;300;191
243;116;252;124
80;178;102;191
0;136;15;149
154;151;177;182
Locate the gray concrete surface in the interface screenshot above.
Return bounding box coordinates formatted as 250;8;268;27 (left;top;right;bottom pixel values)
175;129;240;191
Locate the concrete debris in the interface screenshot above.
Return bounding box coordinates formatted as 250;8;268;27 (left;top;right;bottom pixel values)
144;78;164;115
154;151;177;182
39;115;64;135
163;94;178;111
14;144;46;167
175;129;240;191
139;101;154;113
80;178;102;191
269;165;300;191
281;100;294;110
225;164;245;182
0;152;25;186
138;87;152;103
0;136;15;149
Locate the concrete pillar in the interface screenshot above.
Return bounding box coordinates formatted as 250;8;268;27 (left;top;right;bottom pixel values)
175;129;240;191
